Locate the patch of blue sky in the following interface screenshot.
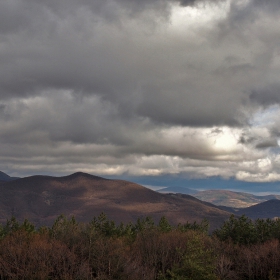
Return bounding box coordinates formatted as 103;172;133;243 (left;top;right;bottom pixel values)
250;104;280;128
108;174;280;195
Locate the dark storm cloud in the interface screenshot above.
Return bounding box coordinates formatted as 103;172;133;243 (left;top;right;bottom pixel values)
250;84;280;107
0;0;277;127
0;0;243;127
252;0;280;11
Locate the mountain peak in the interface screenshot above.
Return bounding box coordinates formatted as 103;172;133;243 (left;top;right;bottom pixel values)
61;172;106;181
0;173;230;230
0;171;10;180
0;171;19;182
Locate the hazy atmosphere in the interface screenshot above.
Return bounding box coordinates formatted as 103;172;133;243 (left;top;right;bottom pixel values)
1;0;280;192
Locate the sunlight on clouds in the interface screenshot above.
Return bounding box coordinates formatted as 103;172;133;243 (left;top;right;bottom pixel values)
130;155;181;176
170;0;230;30
1;94;279;181
84;165;128;176
148;126;246;160
207;127;239;152
258;158;272;171
236;171;280;182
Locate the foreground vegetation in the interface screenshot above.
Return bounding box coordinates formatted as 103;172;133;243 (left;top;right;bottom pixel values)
1;214;280;279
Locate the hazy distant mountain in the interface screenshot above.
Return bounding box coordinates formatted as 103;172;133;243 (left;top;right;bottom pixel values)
194;190;280;208
0;171;19;182
236;199;280;219
0;172;231;230
157;186;198;195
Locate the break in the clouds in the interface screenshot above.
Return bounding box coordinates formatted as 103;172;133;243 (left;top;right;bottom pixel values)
1;0;280;188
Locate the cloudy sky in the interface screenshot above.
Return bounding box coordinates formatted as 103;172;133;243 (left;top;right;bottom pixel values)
1;0;280;192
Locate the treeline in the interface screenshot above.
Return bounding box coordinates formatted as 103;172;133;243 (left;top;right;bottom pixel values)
1;214;280;279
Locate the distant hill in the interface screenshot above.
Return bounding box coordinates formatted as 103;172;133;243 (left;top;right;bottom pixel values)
157;186;198;195
0;171;19;182
0;172;231;230
236;199;280;219
193;190;280;208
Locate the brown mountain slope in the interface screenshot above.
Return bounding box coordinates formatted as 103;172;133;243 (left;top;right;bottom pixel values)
0;172;231;230
236;199;280;220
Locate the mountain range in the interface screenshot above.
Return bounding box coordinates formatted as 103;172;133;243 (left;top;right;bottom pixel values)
0;172;231;230
158;186;280;208
1;170;280;228
194;189;280;208
157;186;280;220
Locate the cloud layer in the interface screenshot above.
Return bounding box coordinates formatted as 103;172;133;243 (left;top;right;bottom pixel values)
1;0;280;186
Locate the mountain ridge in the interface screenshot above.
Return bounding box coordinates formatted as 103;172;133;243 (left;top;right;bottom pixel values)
157;187;280;208
0;171;19;182
0;172;231;230
236;199;280;219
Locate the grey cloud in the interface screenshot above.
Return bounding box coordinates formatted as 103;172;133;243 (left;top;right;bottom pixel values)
252;0;280;11
1;0;280;182
255;139;279;149
0;0;277;128
269;117;280;139
0;1;30;34
235;0;280;17
238;127;279;151
216;0;280;45
177;0;196;6
271;128;280;138
250;84;280;107
0;0;168;33
0;2;247;127
178;0;222;6
210;128;223;135
239;135;256;145
0;93;245;160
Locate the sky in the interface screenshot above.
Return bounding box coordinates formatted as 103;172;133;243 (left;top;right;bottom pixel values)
1;0;280;193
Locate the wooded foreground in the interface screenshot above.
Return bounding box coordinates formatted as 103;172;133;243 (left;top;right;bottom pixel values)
1;214;280;279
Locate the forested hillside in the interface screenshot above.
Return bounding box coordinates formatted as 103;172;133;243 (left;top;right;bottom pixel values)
1;214;280;279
